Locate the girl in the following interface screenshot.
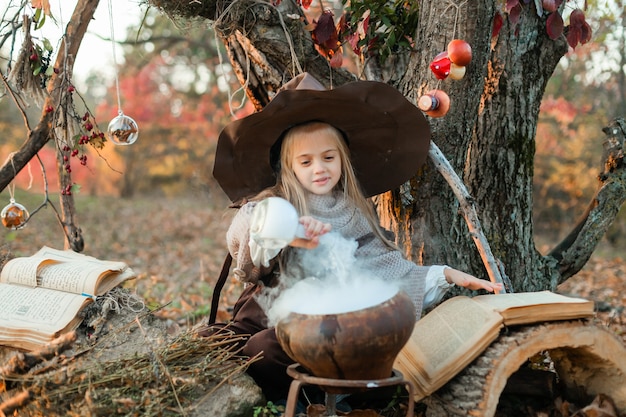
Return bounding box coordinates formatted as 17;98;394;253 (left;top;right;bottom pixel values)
206;73;503;402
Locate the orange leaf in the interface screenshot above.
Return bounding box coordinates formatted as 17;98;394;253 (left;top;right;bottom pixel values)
31;0;51;15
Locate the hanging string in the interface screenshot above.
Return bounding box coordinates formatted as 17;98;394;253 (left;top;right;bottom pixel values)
3;153;18;202
1;153;30;229
105;0;139;145
108;0;122;115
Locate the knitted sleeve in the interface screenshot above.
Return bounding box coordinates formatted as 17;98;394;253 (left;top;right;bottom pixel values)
355;236;430;318
226;202;277;284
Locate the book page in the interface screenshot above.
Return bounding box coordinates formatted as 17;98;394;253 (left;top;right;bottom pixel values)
395;296;503;398
35;246;130;295
35;246;128;271
473;291;594;325
0;283;89;334
1;246;132;295
0;256;51;287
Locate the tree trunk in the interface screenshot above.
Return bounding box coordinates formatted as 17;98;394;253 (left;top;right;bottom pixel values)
371;2;568;291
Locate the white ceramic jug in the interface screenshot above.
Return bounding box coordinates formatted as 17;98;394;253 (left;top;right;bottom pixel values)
250;197;306;250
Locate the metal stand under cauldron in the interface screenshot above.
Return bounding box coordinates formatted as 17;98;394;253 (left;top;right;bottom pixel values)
284;364;416;417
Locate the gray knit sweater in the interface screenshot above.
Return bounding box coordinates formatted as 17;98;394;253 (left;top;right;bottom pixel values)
227;191;437;317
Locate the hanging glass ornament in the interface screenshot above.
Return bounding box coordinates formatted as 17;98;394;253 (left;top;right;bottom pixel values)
107;111;139;145
105;0;139;145
1;198;29;230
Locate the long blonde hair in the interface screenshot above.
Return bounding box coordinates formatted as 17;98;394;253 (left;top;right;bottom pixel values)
265;121;397;250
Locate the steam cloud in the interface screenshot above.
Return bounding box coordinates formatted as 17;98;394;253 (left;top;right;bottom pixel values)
256;233;401;327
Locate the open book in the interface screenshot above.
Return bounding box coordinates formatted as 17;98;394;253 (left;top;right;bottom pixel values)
394;291;594;401
0;246;136;351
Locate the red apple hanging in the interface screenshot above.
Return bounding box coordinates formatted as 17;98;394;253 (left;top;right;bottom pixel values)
447;39;472;66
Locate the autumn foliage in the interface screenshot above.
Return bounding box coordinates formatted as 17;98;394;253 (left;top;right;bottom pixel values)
294;0;594;69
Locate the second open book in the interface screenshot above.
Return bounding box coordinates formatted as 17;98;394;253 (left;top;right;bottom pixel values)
394;290;594;400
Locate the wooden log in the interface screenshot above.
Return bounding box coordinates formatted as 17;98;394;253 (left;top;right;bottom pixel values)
422;321;626;417
501;367;557;398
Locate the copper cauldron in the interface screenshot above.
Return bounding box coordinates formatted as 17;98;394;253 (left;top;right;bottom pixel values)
275;290;416;381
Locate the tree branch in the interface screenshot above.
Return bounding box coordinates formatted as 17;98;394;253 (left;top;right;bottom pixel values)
548;118;626;281
0;0;100;193
429;141;511;292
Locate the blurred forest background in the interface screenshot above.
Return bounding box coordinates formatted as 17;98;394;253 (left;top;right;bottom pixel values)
1;2;625;324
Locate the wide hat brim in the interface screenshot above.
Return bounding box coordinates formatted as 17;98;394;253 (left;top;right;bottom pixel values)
214;79;431;202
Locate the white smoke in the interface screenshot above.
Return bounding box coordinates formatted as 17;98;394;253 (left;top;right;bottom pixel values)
258;232;400;327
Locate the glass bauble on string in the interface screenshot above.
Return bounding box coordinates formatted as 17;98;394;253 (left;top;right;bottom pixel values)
1;198;29;230
107;111;139;145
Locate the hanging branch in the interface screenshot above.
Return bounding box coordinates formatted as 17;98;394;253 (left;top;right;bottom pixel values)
0;0;100;193
428;141;511;292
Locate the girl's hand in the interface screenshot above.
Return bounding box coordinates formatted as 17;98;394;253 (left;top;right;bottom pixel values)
289;216;332;249
444;268;504;294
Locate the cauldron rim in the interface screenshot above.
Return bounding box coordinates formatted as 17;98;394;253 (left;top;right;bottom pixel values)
277;288;410;320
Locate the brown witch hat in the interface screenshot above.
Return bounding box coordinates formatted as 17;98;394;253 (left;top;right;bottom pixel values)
213;73;431;202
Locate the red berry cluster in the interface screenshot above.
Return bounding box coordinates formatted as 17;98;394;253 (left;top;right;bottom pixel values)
59;111;105;181
80;112;106;147
61;183;74;196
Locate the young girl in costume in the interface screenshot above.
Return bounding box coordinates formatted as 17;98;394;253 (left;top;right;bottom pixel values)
206;73;503;402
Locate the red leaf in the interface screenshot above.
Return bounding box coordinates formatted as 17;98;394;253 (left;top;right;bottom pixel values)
492;12;504;37
367;35;378;51
323;33;339;51
546;12;563;40
345;33;360;55
337;13;349;33
506;0;520;13
566;9;593;49
580;21;592;44
566;24;581;49
542;0;557;12
569;8;585;25
509;3;523;26
300;0;312;9
312;11;336;45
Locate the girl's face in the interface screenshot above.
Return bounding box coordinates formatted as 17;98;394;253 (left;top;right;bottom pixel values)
290;131;342;196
